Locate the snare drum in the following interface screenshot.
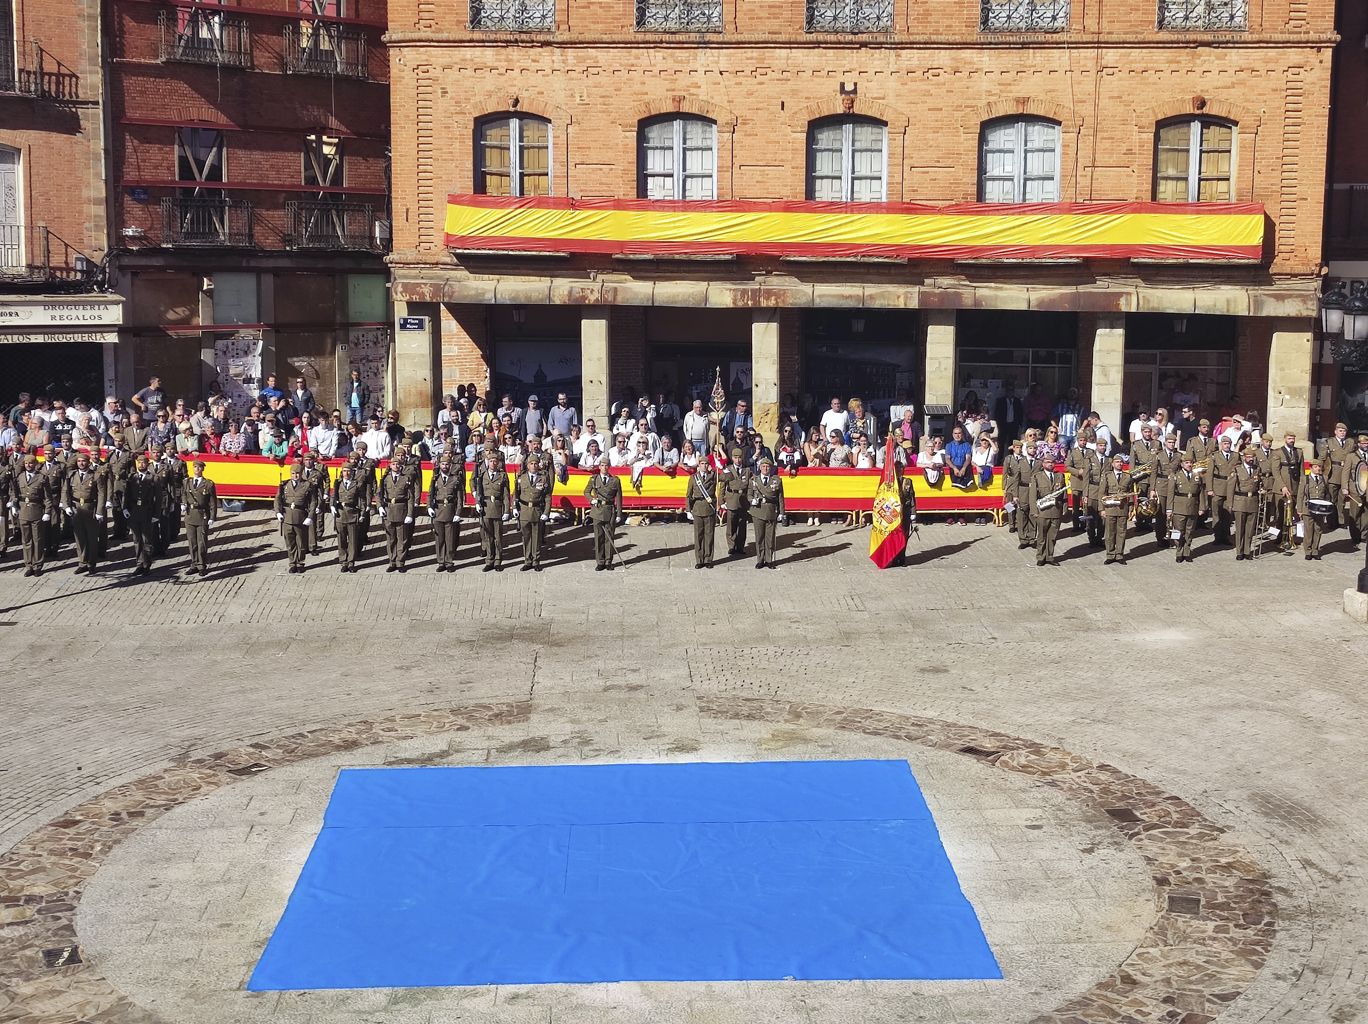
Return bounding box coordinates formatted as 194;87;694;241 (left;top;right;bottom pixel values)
1307;498;1334;518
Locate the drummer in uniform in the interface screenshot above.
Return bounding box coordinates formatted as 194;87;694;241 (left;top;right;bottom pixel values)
1297;458;1332;560
1340;434;1368;550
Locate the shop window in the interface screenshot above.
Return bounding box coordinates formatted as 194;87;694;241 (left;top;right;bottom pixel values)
979;118;1060;203
806;116;886;203
638;116;716;200
1154;118;1235;203
476;115;551;197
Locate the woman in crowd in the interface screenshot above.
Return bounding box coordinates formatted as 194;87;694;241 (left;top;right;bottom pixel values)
679;439;701;472
803;427;828;467
826;430;853;468
1036;425;1064;467
852;433;877;469
848;397;878;446
775;424;803;472
971;434;998;523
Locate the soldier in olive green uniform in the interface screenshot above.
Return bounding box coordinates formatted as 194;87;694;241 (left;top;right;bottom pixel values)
1340;435;1368;549
1098;453;1136;564
0;452;12;562
747;456;785;569
273;462;314;573
105;439;135;544
1297;460;1331;560
378;453;416;572
1318;422;1354;534
1065;432;1091;530
12;454;55;576
1165;453;1203;563
1026;461;1066;566
332;462;367;572
515;453;553;571
473;449;511;571
62;451;106;574
155;444;185;556
427;452;465;572
352;442;378;558
1149;436;1181;547
1206;435;1237;546
1077;439;1106;548
40;444;68;559
302;451;330;554
182;460;219;576
1185;419;1218;516
890;463;918;568
123;454;165;576
720;448;751;556
687;459;719;569
583;460;623;571
1002;440;1025;539
1226;447;1266;561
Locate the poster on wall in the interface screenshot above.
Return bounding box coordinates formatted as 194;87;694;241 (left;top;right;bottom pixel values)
347;326;390;414
213;331;263;418
493;340;581;407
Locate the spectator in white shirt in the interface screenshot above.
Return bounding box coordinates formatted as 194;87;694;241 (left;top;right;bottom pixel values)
820;398;850;441
576;419;607;458
359;415;394;460
1127;410;1154;444
579;439;604;469
682;399;711;451
607;434;633;468
310;419;340;458
679;439;701;471
654;435;681;472
628;418;659;458
436;395;462;431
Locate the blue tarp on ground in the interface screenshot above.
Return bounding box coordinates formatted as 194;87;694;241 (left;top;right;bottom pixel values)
247;760;1001;990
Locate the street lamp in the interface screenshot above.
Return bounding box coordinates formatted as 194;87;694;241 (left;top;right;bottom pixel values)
1319;278;1368;593
1346;281;1368;345
1321;278;1347;336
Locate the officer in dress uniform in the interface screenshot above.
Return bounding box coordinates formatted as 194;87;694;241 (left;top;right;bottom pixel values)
1130;426;1159;533
1166;453;1202;563
182;459;218;576
474;448;511;572
1077;439;1106;548
155;443;185;556
427;452;465;572
302;451;330;555
1002;440;1025;537
352;441;378;558
583;459;623;571
515;452;553;572
720;447;751;556
1206;434;1237;547
378;451;416;573
106;438;135;545
1017;441;1040;548
331;462;366;573
1149;435;1181;547
1065;431;1091;530
1185;418;1219;517
1026;459;1065;566
747;455;785;569
1297;459;1331;560
0;450;12;562
12;454;54;576
1340;434;1368;550
62;450;105;574
1274;433;1305;542
1226;447;1266;562
1318;422;1354;533
687;458;718;569
273;461;314;574
40;444;68;559
123;454;164;576
1099;453;1135;565
890;461;919;567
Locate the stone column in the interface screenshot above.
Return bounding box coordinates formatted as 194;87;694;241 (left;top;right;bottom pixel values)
393;300;438;429
1091;314;1125;440
581;309;611;425
1266;320;1314;443
752;308;780;440
258;272;277;382
922;310;956;412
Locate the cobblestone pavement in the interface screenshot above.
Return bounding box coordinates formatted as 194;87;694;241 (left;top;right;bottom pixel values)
0;512;1365;1024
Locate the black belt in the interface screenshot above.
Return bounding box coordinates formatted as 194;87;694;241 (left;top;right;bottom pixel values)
75;500;96;508
23;499;44;505
291;503;307;509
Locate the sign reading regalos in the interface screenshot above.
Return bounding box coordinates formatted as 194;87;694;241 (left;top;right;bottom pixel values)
0;298;123;327
444;195;1267;263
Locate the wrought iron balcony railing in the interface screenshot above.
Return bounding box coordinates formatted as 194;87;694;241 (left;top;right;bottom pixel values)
804;0;892;33
0;33;80;99
980;0;1069;31
0;225;93;282
158;10;252;68
285;200;387;251
282;21;369;78
469;0;555;30
634;0;722;31
159;196;254;246
1157;0;1247;30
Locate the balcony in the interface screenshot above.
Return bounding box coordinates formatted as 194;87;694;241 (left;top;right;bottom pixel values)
0;33;80;99
804;0;892;33
282;22;368;78
469;0;555;31
285;200;387;251
1157;0;1247;30
158;10;252;69
634;0;722;31
980;0;1069;31
0;225;94;282
159;196;254;246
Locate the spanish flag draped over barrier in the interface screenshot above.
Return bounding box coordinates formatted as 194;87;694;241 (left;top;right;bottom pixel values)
869;437;905;570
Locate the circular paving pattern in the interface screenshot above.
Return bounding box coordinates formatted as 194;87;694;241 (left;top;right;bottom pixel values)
0;696;1276;1024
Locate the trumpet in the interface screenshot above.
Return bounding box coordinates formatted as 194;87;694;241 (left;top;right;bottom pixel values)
1035;485;1069;511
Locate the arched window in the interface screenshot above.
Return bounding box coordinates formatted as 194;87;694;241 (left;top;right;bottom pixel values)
638;116;716;200
1154;118;1235;202
476;114;551;197
979;117;1060;203
806;116;886;203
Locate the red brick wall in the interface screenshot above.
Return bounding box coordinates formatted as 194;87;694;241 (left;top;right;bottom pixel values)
439;303;491;395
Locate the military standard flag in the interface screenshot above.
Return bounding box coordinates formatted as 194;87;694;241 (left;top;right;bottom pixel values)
869;435;906;569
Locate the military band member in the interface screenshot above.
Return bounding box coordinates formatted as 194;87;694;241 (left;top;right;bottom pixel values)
1077;439;1106;548
378;453;416;573
1184;418;1218;471
515;452;553;572
1318;422;1354;533
1003;440;1025;538
182;460;218;576
273;461;314;574
1253;434;1279;532
1017;441;1039;547
1297;459;1331;560
106;438;135;543
748;455;785;569
1166;453;1202;563
1098;453;1135;564
474;448;511;572
155;443;186;556
1026;459;1066;566
1341;434;1368;550
1065;432;1091;529
427;452;465;572
331;462;366;573
62;451;105;574
686;459;719;569
123;454;164;576
12;454;54;576
584;459;623;571
1274;433;1305;537
1227;447;1265;561
1148;435;1181;547
720;448;751;556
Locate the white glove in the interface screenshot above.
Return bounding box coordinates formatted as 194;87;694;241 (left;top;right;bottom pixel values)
501;513;511;523
123;510;131;520
152;517;159;523
540;514;548;522
304;517;313;526
65;506;74;515
686;511;694;522
105;502;112;509
403;516;412;525
6;503;14;513
780;515;789;527
277;512;285;521
617;515;625;525
41;513;49;522
180;505;187;515
209;518;216;524
95;515;103;522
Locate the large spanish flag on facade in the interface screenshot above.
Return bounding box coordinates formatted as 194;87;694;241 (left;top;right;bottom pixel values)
869;437;906;570
445;195;1266;262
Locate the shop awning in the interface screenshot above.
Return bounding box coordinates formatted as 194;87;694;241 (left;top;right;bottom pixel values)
444;196;1266;263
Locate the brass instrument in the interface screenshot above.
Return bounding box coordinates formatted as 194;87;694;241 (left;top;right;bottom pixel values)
1252;488;1273;558
1035;485;1069;511
1281;494;1295;553
1193;458;1210;477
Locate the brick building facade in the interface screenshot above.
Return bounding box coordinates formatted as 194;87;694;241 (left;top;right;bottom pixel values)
0;0;114;390
386;0;1334;446
103;0;391;415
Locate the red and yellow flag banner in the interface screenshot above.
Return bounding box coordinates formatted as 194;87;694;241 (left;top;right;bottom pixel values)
868;437;906;570
445;195;1266;263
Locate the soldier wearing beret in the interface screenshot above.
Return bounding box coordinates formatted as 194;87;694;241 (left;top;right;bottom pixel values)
427;451;465;572
747;455;785;569
182;459;219;576
62;450;105;574
273;460;314;574
515;451;552;572
583;457;622;571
